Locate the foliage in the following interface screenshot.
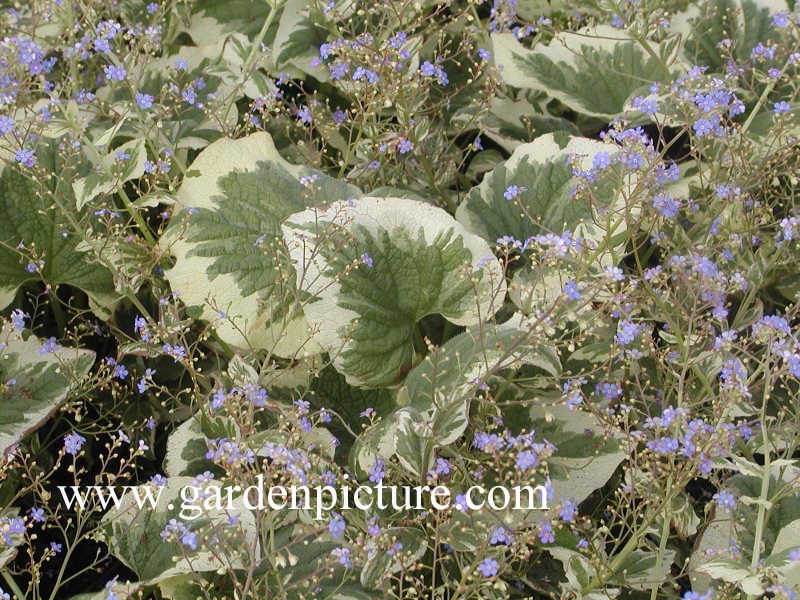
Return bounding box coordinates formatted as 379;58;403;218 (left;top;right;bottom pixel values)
1;0;800;599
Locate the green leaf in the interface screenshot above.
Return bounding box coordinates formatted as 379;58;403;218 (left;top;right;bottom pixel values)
164;415;217;478
192;0;273;41
163;132;359;356
479;96;581;153
271;0;330;80
695;559;764;595
674;0;786;72
0;326;94;454
360;527;427;590
492;26;677;118
509;405;626;526
456;134;629;312
457;133;622;244
356;317;561;476
0;165;117;313
102;476;256;583
612;549;676;590
282;197;507;387
770;518;800;588
72;139;147;210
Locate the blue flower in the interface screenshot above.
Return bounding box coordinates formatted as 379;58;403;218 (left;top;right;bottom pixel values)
397;139;414;154
515;449;539;470
538;519;555;543
113;364;128;380
361;253;373;267
503;184;527;200
328;512;346;539
103;65;127;81
10;308;26;331
477;557;499;577
64;432;87;455
136;93;154;109
772;11;790;28
489;526;514;546
559;498;577;522
712;490;736;511
368;457;385;483
331;547;351;567
182;85;196;106
774;101;791;114
388;32;407;49
478;48;491;61
0;115;14;135
562;280;580;301
297;105;312;124
40;337;58;354
15;148;36;167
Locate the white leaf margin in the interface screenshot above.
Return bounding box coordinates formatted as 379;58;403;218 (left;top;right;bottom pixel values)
163;132;325;357
282;197;508;386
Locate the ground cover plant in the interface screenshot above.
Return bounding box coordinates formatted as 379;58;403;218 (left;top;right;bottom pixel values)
1;0;800;598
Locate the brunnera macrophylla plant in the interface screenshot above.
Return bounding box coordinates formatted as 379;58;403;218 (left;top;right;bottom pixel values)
1;0;800;598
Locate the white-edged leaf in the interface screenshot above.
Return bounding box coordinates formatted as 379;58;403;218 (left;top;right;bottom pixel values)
0;326;94;455
673;0;786;72
0;164;117;314
163;132;359;357
102;476;257;584
73;139;147;210
282;197;507;387
492;26;678;118
456;133;631;312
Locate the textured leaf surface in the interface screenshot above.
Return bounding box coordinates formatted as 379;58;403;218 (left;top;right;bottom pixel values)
0;165;117;311
457;134;630;311
492;26;677;118
0;326;94;454
102;476;256;583
674;0;785;72
283;197;506;386
164;132;358;356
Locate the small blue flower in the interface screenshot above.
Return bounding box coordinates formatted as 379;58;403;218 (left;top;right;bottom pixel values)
538;519;555;543
592;152;611;170
136;93;154;110
361;253;373;267
297;105;312;124
0;115;15;135
772;11;790;28
328;512;346;539
10;308;26;331
103;65;127;81
15;148;36;167
368;457;385;483
559;498;577;522
774;101;791;114
397;139;414;154
562;280;580;301
477;557;499;577
182;85;196;105
64;432;86;455
40;337;58;355
713;490;736;511
503;184;527;200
